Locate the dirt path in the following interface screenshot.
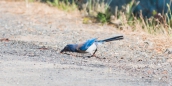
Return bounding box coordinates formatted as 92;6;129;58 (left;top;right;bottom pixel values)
0;54;150;86
0;1;172;86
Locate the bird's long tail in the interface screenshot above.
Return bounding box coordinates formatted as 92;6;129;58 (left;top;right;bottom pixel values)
97;35;123;42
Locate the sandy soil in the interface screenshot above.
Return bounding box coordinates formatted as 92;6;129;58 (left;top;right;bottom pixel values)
0;1;172;86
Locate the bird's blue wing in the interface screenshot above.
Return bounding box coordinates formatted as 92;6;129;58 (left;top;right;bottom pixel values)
79;38;97;51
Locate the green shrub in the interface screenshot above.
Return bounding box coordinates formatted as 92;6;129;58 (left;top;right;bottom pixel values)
46;0;77;11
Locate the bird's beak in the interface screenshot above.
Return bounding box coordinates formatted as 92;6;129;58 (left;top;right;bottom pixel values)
60;49;64;53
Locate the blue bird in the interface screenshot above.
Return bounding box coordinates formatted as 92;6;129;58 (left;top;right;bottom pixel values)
60;35;124;57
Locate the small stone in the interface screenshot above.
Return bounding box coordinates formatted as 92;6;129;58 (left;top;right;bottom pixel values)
162;70;168;74
164;48;172;54
137;59;142;62
144;41;154;49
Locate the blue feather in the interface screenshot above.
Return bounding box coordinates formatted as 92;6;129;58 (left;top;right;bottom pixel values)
79;38;97;51
67;44;78;52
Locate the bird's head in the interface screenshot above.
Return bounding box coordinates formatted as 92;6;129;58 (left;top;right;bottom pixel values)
60;44;77;53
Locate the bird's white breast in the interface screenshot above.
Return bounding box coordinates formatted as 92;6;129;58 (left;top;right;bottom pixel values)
86;43;97;54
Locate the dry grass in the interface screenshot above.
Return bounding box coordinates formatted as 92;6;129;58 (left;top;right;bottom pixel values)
118;12;172;35
80;0;172;35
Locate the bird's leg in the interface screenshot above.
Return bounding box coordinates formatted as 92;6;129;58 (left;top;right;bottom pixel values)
91;49;97;57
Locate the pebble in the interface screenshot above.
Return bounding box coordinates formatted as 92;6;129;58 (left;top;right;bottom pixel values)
164;48;172;54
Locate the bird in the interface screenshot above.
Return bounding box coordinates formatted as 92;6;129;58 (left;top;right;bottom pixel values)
60;35;124;57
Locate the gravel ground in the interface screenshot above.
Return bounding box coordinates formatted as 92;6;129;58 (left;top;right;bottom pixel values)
0;1;172;86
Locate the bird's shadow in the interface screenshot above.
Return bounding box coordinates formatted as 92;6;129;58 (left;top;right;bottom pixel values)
61;52;91;58
61;52;105;59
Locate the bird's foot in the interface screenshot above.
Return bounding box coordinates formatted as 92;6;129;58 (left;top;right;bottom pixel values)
87;55;95;58
91;54;96;57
